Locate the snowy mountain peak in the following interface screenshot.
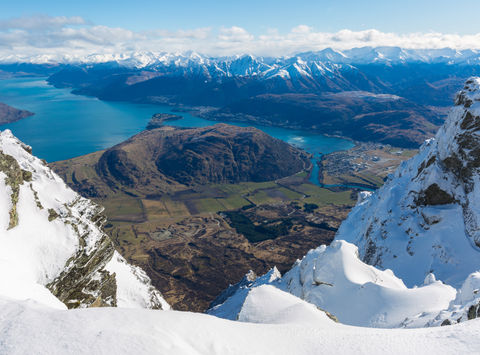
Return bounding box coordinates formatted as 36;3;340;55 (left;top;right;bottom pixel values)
0;130;169;310
455;77;480;107
335;77;480;288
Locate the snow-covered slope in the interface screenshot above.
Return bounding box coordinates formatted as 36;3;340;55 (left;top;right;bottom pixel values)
1;293;479;355
0;129;168;310
336;77;480;288
403;271;480;327
278;240;456;327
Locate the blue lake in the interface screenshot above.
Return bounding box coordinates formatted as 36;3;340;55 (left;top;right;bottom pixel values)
0;77;355;183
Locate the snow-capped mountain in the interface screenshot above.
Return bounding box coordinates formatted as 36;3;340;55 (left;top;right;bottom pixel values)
71;47;480;77
0;130;169;310
4;46;480;68
336;77;480;288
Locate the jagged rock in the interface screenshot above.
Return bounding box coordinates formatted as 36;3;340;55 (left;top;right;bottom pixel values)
0;151;24;229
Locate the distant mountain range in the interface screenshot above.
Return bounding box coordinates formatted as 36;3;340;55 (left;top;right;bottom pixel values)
4;47;480;67
3;46;480;147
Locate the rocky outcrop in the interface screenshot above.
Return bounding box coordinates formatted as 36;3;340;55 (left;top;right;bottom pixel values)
0;151;25;229
45;199;118;308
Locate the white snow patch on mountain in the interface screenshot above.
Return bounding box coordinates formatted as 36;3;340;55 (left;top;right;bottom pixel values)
105;252;170;310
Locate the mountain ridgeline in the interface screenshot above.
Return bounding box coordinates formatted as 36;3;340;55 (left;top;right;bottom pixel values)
0;130;169;310
336;77;480;288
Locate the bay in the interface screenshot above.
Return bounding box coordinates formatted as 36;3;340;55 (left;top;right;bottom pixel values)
0;77;355;185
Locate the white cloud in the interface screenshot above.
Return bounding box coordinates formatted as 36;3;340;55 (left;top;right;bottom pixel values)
218;26;255;42
2;15;480;62
0;15;86;31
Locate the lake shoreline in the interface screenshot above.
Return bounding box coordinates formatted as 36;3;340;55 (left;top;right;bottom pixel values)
0;77;354;165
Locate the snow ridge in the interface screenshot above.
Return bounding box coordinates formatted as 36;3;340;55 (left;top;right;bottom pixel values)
209;240;457;328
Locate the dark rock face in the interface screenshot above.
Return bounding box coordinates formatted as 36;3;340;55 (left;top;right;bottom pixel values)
0;151;25;229
47;214;118;309
467;303;480;320
94;124;310;193
417;184;456;206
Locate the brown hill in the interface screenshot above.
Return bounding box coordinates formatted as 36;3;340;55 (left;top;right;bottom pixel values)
53;124;310;199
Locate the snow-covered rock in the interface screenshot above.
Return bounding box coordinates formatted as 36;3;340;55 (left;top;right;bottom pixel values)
237;284;337;325
335;77;480;288
401;271;480;327
207;267;281;320
0;129;168;310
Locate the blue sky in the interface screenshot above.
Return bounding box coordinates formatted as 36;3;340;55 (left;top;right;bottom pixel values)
1;0;480;60
2;0;480;34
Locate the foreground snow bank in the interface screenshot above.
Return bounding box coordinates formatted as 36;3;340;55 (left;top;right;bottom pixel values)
0;296;479;355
